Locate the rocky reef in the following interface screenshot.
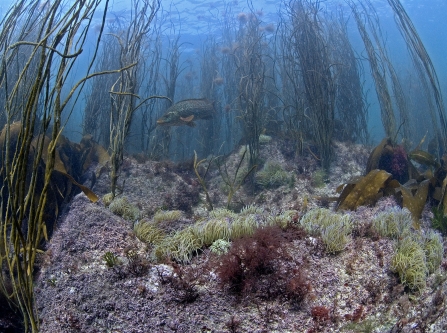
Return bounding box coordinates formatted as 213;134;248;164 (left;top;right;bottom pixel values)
32;138;447;333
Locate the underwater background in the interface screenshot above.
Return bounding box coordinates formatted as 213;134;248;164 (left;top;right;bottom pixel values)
1;0;445;161
62;0;447;147
1;1;447;332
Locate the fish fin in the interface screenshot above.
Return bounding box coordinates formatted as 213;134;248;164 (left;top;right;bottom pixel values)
180;115;194;122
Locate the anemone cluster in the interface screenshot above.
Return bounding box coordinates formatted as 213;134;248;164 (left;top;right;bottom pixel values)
371;207;412;238
255;161;292;189
133;206;297;263
108;196;141;221
372;207;444;292
300;208;353;253
391;230;443;292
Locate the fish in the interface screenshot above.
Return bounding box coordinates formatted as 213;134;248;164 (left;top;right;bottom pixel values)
156;98;215;127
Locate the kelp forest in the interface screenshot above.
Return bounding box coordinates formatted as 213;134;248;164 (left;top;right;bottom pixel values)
0;0;446;332
81;0;444;171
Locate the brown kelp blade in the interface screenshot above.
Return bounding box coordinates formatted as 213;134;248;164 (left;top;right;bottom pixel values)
36;134;100;202
366;138;390;172
337;169;392;211
436;175;447;216
398;179;429;229
59;171;99;203
80;134;110;176
32;135;68;174
408;149;440;169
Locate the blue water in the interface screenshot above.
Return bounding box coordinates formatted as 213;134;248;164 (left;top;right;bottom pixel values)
1;0;445;149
